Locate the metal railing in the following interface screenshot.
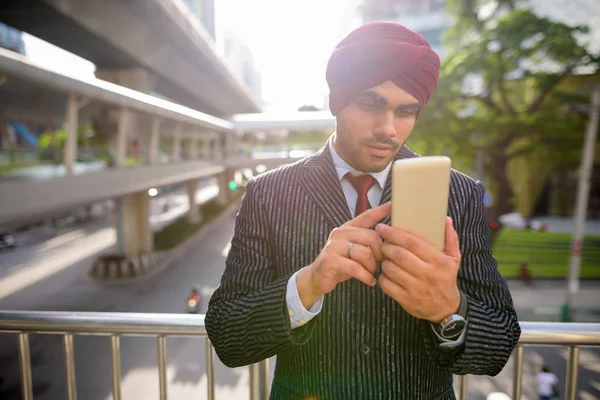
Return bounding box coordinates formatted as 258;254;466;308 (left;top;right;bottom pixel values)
0;311;270;400
0;311;598;400
456;321;600;400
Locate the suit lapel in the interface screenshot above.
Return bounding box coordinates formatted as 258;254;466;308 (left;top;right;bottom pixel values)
379;146;419;226
299;144;352;228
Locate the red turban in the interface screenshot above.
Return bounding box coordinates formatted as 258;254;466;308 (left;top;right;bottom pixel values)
326;22;441;116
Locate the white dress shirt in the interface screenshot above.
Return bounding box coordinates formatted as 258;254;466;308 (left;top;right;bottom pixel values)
284;137;465;348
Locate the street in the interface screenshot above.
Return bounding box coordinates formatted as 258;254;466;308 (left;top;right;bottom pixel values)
0;202;255;400
0;203;598;399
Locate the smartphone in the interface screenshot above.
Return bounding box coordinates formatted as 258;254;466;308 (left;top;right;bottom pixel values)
391;156;451;251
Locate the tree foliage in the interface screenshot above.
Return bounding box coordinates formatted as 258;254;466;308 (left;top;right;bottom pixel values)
410;0;599;216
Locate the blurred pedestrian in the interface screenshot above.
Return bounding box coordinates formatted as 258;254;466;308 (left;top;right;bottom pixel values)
536;365;559;400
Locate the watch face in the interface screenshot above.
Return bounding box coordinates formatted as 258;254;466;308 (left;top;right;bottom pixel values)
441;319;466;339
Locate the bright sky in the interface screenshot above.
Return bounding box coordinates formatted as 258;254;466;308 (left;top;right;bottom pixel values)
217;0;362;111
21;0;362;113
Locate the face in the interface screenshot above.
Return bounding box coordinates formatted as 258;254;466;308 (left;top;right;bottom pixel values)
333;81;420;173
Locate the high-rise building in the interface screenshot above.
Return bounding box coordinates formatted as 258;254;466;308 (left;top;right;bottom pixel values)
362;0;450;57
183;0;217;40
0;21;25;55
220;30;262;102
361;0;599;59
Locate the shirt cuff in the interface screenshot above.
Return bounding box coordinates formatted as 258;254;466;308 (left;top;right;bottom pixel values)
286;268;324;329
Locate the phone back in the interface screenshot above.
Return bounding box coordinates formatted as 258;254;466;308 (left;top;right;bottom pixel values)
391;156;451;251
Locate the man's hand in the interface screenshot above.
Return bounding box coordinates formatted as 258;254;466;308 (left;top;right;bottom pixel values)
375;217;462;323
296;202;391;309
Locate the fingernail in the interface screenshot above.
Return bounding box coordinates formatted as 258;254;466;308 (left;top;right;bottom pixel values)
375;224;386;233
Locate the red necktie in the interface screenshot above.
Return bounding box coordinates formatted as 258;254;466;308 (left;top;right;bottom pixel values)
345;173;376;216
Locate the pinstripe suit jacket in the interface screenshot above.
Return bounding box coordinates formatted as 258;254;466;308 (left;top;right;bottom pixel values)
206;144;521;399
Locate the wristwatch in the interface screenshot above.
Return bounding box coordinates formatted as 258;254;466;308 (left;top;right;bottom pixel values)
432;291;468;341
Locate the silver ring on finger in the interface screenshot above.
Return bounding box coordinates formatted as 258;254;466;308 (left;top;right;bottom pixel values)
347;242;355;259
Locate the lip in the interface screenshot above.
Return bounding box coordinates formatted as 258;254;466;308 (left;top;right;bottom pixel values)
366;144;395;157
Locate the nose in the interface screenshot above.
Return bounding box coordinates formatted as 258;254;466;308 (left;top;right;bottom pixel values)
374;109;396;138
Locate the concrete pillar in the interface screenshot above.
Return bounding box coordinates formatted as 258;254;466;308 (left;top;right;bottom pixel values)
209;132;219;160
172;123;182;162
149;117;161;165
115;108;132;168
187;179;201;224
218;168;236;204
64;92;78;175
224;133;236;159
97;68;157;166
0;110;7;150
189;135;199;160
115;191;152;256
97;68;157;258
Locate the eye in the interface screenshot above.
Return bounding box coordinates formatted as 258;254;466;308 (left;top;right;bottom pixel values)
360;102;377;110
395;108;418;118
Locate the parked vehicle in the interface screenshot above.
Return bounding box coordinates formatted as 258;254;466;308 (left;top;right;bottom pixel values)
0;233;16;251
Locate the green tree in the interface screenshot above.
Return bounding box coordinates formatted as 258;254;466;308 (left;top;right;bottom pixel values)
411;0;598;216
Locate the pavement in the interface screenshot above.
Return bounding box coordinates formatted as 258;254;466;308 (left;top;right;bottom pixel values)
465;279;600;400
0;201;598;399
530;216;600;235
0;178;218;301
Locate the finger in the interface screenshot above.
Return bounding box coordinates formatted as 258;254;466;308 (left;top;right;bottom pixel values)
348;243;377;275
377;272;409;304
375;223;437;263
338;256;377;287
331;227;383;260
380;243;424;278
344;202;391;229
444;217;461;261
380;259;418;288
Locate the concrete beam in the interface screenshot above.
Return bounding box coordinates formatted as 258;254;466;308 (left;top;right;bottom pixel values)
0;0;260;114
0;160;224;226
230;111;336;132
0;48;233;132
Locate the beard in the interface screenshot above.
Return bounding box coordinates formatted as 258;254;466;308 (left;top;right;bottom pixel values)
334;122;403;173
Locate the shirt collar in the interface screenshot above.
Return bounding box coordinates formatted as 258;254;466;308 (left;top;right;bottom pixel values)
328;134;392;189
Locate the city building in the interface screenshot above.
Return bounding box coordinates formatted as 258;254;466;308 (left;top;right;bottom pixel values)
183;0;217;40
362;0;449;57
219;30;262;102
183;0;262;103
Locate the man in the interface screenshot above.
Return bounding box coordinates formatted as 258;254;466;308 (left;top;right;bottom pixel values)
206;22;520;399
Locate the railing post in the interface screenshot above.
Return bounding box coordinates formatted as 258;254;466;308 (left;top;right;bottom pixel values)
512;345;524;400
64;333;77;400
206;340;215;400
249;363;259;400
565;346;580;400
157;335;168;400
457;375;468;400
18;333;33;400
258;359;270;399
111;335;122;400
249;360;270;400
